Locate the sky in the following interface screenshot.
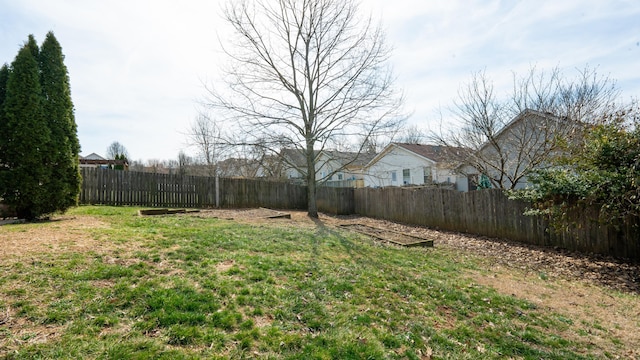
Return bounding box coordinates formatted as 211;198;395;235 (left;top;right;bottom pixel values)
1;0;639;162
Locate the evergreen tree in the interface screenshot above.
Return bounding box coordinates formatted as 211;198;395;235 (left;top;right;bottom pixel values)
0;64;10;165
0;64;8;107
0;36;50;219
39;31;81;212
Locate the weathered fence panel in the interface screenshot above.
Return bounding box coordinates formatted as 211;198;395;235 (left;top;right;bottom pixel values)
80;169;307;210
317;187;355;215
218;177;307;209
355;187;640;261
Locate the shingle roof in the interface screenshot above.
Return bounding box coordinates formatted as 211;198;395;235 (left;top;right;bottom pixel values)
394;143;468;163
279;149;309;168
321;150;377;167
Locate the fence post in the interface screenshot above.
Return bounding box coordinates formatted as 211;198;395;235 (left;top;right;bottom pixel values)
215;176;220;208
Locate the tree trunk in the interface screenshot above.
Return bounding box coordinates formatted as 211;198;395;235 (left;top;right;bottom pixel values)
305;144;318;218
307;176;318;218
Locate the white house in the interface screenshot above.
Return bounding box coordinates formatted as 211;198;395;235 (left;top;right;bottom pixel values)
363;143;466;188
79;153;128;170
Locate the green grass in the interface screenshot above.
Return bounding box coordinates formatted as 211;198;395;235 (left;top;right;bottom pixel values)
0;206;624;359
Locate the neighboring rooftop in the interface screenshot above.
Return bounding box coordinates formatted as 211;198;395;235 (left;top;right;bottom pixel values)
81;152;106;160
394;143;469;163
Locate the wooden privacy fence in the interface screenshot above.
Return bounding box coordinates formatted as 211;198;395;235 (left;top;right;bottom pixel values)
217;177;306;209
79;169;639;260
316;186;355;215
80;168;307;210
81;168;214;208
355;187;640;261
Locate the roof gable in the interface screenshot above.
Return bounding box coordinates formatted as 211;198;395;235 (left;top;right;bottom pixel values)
479;109;563;152
365;143;467;168
394;143;467;163
83;152;106;160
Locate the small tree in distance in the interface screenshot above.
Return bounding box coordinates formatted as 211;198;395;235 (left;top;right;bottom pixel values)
106;141;129;160
206;0;405;217
186;112;223;177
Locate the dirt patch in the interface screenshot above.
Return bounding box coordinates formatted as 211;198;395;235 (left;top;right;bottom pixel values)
253;315;273;328
215;260;235;272
0;215;110;260
0;308;64;351
471;268;640;359
316;213;640;295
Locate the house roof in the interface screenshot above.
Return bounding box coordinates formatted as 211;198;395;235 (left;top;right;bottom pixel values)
394;143;467;163
478;109;563;153
280;148;308;168
321;150;376;168
82;152;106;160
365;143;468;169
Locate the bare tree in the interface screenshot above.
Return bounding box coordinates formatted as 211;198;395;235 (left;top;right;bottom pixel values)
106;141;129;160
128;159;145;172
206;0;404;217
186;112;225;177
397;124;428;144
177;151;194;176
431;66;620;190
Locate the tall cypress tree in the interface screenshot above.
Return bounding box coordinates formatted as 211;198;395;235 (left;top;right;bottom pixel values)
0;64;8;108
39;31;81;212
0;36;50;219
0;63;10;165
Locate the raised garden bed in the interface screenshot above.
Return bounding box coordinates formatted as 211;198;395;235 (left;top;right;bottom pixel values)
138;209;201;216
340;223;434;247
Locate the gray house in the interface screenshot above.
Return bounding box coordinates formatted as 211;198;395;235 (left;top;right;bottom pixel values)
457;109;572;191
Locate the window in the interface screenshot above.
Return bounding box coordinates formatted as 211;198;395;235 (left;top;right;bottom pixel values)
391;171;397;182
423;167;432;184
403;169;410;185
337;173;343;180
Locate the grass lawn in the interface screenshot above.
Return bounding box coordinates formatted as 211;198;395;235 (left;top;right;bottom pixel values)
0;206;637;359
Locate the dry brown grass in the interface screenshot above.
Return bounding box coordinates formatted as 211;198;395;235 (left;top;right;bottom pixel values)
0;215;108;261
